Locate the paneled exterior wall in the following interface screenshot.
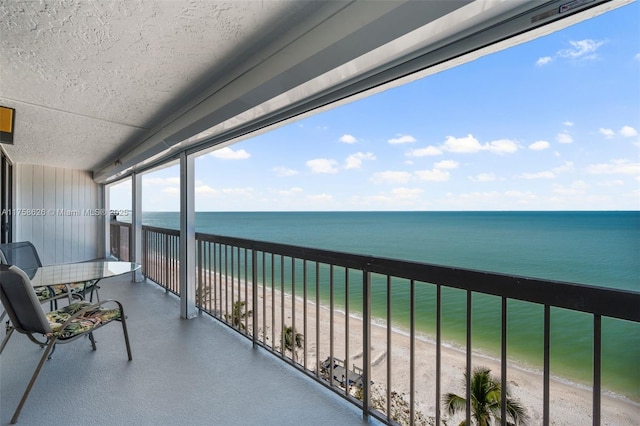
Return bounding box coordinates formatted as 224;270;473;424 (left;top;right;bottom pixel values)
14;164;104;265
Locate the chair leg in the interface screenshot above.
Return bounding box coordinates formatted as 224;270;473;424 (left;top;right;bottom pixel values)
88;332;97;350
10;336;58;424
120;315;132;361
0;326;15;354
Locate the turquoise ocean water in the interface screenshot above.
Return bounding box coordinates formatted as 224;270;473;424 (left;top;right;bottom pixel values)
137;211;639;399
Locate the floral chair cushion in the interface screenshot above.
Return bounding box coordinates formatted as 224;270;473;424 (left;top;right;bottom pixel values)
34;284;68;301
45;301;121;340
68;280;97;293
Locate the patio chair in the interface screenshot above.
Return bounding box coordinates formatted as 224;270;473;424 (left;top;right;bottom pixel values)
0;241;100;303
0;264;132;424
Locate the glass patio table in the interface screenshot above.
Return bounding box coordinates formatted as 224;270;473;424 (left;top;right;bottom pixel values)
24;260;140;292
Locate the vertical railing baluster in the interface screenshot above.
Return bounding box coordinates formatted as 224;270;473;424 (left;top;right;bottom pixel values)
386;275;392;422
329;264;335;388
345;268;350;397
410;279;415;425
225;245;229;325
262;251;266;345
271;253;275;351
197;239;202;310
210;241;213;313
362;268;371;421
466;290;472;426
436;284;441;425
501;297;507;426
303;259;308;370
166;233;169;291
315;261;320;378
244;248;249;335
544;305;550;426
280;255;285;358
216;242;221;318
252;249;258;345
593;315;602;426
292;257;296;364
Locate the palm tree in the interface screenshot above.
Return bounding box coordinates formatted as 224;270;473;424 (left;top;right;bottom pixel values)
443;366;528;426
224;301;252;331
282;324;303;361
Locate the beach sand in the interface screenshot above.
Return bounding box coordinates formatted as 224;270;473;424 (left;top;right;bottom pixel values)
202;278;639;425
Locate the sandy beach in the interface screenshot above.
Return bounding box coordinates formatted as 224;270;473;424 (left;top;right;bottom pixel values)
203;278;639;425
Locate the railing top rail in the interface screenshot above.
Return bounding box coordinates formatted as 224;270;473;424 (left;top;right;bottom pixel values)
143;225;180;236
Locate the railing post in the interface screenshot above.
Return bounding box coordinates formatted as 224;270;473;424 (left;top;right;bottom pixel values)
252;249;258;346
362;266;371;421
131;172;143;282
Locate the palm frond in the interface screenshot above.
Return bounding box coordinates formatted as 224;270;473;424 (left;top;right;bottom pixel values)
443;392;467;416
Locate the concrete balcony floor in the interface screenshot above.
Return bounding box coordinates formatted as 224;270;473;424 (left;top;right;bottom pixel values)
1;275;369;426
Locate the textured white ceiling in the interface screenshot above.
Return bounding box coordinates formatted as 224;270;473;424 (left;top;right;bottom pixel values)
0;0;310;170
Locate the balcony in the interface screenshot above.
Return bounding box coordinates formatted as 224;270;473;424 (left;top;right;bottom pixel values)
0;272;367;425
97;222;640;425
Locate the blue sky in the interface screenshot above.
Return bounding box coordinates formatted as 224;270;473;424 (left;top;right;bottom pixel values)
111;3;640;212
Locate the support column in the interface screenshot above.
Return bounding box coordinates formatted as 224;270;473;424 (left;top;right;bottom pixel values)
103;184;110;259
131;173;143;282
180;152;197;319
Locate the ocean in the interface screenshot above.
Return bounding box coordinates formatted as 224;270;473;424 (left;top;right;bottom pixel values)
135;210;639;400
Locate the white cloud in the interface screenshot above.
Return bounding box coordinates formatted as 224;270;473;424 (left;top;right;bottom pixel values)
588;159;640;175
469;173;496;182
390;187;423;199
340;134;358;144
388;134;417;144
441;134;518;154
371;171;412;184
443;134;483;153
144;177;180;185
278;187;303;196
162;187;179;195
306;158;339;174
505;190;537;201
553;181;588;196
210;147;251;160
345;152;375;170
597;179;624;187
520;171;556;179
553;161;575;173
557;39;606;60
635;53;640;61
619;126;638;138
529;140;550;150
307;193;333;202
434;160;459;170
195;185;217;196
556;132;573;144
536;56;553;66
407;146;443;157
221;187;254;196
563;121;574;127
415;169;450;182
273;166;299;177
486;139;518;154
599;128;616;138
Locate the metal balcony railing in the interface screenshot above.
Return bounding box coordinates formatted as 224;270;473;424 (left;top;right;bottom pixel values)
109;220;132;262
138;225;639;426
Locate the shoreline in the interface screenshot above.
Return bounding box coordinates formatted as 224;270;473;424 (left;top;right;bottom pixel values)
295;293;638;405
244;284;639;425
